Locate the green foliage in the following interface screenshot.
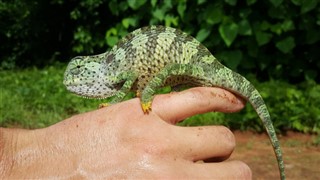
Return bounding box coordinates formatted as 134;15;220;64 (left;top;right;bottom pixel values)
0;66;105;128
1;67;319;134
1;0;319;83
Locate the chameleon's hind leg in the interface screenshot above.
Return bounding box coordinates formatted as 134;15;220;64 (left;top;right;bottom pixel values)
140;63;206;113
99;71;138;108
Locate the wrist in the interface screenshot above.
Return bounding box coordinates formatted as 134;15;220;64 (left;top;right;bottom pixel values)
0;126;73;178
0;127;21;178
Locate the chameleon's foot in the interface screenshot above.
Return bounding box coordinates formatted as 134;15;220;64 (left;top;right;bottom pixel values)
141;101;152;114
98;103;109;109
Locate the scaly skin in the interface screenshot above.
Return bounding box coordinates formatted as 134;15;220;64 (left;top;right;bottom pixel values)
64;25;285;180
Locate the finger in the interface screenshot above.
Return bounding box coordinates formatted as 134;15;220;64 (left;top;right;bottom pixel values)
151;87;245;124
170;125;235;161
157;160;251;179
189;160;252;179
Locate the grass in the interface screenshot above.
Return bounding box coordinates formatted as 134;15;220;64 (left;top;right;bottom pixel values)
0;65;105;128
1;65;319;133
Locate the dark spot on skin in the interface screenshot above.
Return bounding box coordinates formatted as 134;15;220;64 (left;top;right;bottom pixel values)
106;54;115;64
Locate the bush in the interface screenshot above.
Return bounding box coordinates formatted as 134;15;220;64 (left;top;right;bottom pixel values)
1;0;320;83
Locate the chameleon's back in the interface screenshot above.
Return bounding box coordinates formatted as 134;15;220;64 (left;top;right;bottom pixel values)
110;26;218;92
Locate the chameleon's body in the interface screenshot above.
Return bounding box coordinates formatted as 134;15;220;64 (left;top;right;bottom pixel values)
64;25;285;179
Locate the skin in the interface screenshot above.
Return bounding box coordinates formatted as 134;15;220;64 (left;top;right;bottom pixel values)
0;87;251;179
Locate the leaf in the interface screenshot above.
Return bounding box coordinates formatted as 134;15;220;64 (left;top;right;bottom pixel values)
238;19;252;36
127;0;147;10
152;8;165;21
219;21;239;47
164;0;173;9
177;1;186;18
217;50;243;70
164;15;178;27
106;36;118;47
206;7;223;25
270;23;283;35
246;0;256;5
276;36;296;53
70;9;80;20
197;0;207;5
301;0;318;14
255;31;272;46
269;0;283;7
304;70;317;81
196;28;211;42
260;21;270;31
281;20;295;32
225;0;237;6
239;8;252;18
291;0;301;6
105;28;118;46
106;28;117;37
306;29;320;44
151;0;157;7
122;17;137;28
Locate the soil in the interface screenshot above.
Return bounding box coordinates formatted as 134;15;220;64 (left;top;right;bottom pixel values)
230;131;320;180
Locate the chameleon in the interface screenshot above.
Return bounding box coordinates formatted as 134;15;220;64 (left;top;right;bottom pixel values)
63;25;285;179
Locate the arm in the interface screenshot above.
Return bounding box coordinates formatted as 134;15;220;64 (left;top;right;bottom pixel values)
0;87;251;179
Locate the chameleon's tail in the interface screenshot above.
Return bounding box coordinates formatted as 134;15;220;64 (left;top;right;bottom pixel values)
246;84;286;180
207;63;286;180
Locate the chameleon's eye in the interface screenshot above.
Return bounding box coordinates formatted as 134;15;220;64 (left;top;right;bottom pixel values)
71;64;84;75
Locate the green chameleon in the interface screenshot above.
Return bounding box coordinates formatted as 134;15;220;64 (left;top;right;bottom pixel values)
64;25;285;179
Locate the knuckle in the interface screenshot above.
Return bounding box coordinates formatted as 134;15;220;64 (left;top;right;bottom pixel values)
236;161;252;179
218;126;236;151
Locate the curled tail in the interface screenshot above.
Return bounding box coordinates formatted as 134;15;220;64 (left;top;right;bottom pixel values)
206;61;285;179
246;84;285;180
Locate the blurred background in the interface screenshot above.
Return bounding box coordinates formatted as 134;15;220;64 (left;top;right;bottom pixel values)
1;0;319;179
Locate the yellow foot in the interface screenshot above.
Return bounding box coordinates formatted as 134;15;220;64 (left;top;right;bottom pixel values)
98;103;109;109
141;101;152;114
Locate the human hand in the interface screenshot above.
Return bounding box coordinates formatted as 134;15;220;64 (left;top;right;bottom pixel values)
1;87;251;179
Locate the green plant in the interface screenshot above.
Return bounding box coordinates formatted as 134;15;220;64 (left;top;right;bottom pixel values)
1;0;319;83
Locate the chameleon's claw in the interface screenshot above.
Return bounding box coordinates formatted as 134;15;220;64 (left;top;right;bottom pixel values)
141;101;152;114
99;103;109;109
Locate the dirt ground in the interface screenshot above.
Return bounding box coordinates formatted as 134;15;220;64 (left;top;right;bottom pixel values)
230;131;320;180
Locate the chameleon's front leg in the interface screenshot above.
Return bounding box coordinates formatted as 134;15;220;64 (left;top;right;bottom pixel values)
140;63;206;113
100;71;138;108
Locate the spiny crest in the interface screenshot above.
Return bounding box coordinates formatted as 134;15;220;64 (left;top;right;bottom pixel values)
111;25;195;52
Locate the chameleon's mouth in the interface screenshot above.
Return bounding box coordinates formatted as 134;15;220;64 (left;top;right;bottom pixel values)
64;77;122;99
66;84;117;99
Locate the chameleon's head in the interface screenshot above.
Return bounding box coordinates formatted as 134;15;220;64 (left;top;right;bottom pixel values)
63;54;118;98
